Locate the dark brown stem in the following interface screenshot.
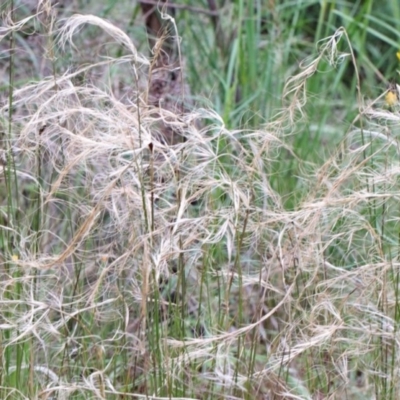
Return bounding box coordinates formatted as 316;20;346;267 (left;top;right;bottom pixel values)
139;0;219;16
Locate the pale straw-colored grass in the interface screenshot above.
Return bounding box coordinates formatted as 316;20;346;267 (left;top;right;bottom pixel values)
1;8;400;400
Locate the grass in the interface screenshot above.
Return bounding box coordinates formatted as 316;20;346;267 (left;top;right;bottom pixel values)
2;0;400;399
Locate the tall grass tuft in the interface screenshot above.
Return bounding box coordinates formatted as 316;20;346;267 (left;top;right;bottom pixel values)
1;2;400;399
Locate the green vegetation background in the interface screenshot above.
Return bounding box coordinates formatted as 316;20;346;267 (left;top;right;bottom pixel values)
1;0;400;399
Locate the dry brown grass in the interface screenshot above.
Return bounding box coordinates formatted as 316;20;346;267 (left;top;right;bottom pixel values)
1;4;400;400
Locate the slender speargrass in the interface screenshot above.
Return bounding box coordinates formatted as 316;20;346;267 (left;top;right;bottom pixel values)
2;1;400;399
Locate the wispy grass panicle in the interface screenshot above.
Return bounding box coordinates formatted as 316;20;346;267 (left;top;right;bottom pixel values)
1;3;400;399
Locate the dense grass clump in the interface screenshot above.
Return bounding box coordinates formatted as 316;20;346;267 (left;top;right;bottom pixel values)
2;1;400;399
